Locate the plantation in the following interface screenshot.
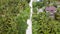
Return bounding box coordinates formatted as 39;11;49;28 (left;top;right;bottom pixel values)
0;0;60;34
32;0;60;34
0;0;30;34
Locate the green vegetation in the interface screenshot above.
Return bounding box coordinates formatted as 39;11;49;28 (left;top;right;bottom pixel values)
32;0;60;34
32;12;60;34
0;0;30;34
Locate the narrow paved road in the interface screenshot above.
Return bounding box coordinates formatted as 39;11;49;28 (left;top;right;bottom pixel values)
26;0;33;34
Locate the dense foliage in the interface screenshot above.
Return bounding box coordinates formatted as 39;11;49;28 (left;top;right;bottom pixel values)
55;8;60;21
0;0;30;34
32;12;60;34
32;1;60;34
33;2;45;8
